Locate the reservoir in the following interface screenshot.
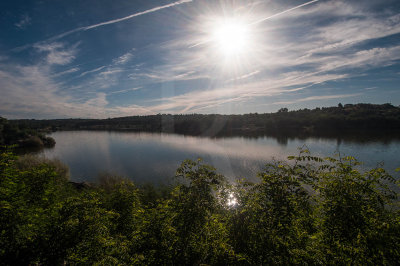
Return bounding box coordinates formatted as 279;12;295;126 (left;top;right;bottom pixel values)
41;131;400;183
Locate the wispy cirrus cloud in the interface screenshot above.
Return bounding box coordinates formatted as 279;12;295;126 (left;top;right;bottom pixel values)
113;50;135;65
138;37;400;114
227;70;260;82
10;0;193;53
78;66;106;77
98;68;124;77
2;0;400;118
0;62;151;119
108;87;142;95
83;0;192;31
34;42;78;65
129;0;400;113
250;0;319;25
15;15;31;29
67;50;140;96
0;42;150;118
145;71;350;113
51;67;80;78
130;70;205;83
33;0;193;44
272;93;361;106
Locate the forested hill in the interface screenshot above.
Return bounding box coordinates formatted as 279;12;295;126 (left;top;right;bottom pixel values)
9;103;400;137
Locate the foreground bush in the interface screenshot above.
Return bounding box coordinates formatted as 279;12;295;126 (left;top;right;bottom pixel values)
0;148;399;265
16;154;70;180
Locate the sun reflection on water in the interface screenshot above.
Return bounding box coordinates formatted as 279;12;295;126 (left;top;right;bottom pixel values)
227;192;238;207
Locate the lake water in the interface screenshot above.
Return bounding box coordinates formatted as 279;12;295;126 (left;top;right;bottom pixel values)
41;131;400;183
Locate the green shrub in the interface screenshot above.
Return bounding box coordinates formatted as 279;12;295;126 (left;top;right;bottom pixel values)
16;154;70;180
0;149;398;265
20;135;44;148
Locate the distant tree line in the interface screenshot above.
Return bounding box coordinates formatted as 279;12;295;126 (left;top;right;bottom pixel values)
0;148;399;264
10;103;400;139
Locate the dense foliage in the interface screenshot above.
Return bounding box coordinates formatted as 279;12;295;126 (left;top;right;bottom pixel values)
0;117;55;149
10;103;400;139
0;148;399;265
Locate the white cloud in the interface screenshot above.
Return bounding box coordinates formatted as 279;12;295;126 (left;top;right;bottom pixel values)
250;0;319;25
273;94;361;105
15;15;31;29
0;61;151;118
34;42;77;65
108;87;142;95
144;71;349;113
85;93;108;107
85;68;124;90
227;70;260;82
113;51;135;65
74;51;137;91
125;0;400;113
83;0;192;31
99;69;124;76
35;0;194;44
2;0;400;118
0;42;150;118
52;67;80;77
130;70;204;82
79;66;106;77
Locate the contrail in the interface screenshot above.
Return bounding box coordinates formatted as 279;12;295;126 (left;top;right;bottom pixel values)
84;0;192;30
189;0;319;48
249;0;319;25
11;0;192;51
53;0;192;40
66;0;317;37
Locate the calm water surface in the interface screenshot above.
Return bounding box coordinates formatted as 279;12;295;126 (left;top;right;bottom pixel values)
41;131;400;183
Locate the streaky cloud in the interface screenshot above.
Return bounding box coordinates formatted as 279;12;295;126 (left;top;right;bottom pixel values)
250;0;319;25
227;70;260;82
50;0;192;41
189;0;319;48
15;15;31;29
108;87;142;95
52;67;80;77
273;93;361;105
84;0;192;30
79;66;106;77
11;0;193;52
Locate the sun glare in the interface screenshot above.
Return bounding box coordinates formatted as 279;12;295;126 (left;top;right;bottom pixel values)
211;18;251;57
213;19;249;56
194;13;262;72
227;193;238;207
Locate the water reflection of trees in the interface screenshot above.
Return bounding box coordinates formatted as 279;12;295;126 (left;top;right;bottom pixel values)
7;103;400;144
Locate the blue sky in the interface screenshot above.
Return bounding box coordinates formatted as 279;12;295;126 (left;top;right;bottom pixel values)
0;0;399;119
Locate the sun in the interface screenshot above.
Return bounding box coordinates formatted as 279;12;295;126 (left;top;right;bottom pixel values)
211;18;251;57
191;14;260;72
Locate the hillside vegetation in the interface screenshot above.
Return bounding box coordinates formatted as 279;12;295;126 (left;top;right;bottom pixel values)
0;117;55;149
1;148;399;265
10;103;400;138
